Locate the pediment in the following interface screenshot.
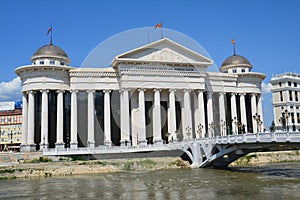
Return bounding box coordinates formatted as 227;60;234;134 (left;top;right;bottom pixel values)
112;38;213;67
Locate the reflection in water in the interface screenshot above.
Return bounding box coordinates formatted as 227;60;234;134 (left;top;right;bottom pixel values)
0;162;299;199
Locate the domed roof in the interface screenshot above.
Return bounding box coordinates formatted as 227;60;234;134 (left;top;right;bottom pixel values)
33;44;68;58
221;54;251;67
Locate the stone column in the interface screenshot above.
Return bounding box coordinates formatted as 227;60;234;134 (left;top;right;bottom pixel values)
27;90;36;151
153;89;163;144
56;90;64;149
168;89;177;141
197;90;206;138
240;93;247;133
87;90;95;148
251;94;258;133
219;92;226;136
104;90;112;146
231;93;237;134
41;90;49;148
257;94;264;131
70;90;78;149
21;93;28;151
183;90;192;140
120;89;131;146
207;91;214;137
138;89;147;146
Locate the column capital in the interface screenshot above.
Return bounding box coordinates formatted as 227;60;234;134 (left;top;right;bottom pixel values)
56;90;65;94
219;92;225;96
103;90;111;93
138;88;146;92
239;93;246;96
87;90;95;93
183;89;191;93
120;88;129;93
70;89;78;93
154;88;162;92
27;90;36;95
40;89;49;93
230;92;237;96
169;89;176;92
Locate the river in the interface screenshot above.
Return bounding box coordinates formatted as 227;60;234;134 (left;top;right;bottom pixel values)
0;162;299;199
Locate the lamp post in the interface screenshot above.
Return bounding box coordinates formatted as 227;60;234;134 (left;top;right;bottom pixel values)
253;113;260;133
232;117;238;135
209;122;215;137
281;109;291;132
197;124;204;139
186;126;192;140
220;120;226;136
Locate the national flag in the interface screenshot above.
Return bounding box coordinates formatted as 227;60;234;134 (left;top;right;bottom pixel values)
47;26;53;35
154;22;162;29
231;38;235;44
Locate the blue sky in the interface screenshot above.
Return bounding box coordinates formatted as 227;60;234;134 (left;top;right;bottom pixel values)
0;0;299;127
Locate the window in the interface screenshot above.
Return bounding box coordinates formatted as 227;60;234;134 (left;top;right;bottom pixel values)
232;69;237;73
280;91;283;101
60;62;64;66
279;82;282;87
281;106;284;109
50;60;55;65
39;61;44;65
298;113;300;123
241;69;245;73
290;106;293;109
291;113;295;123
288;81;291;86
289;90;293;101
294;82;297;87
297;106;299;109
296;91;298;102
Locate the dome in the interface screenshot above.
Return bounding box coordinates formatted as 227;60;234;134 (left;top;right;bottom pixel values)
221;54;251;67
32;44;69;58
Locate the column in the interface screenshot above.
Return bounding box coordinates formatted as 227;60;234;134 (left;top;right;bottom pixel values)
207;91;214;137
56;90;64;149
41;90;49;148
231;93;237;134
120;89;131;146
138;89;147;146
219;92;226;136
21;93;28;151
153;89;163;144
70;90;78;149
27;90;36;150
87;90;95;148
168;89;177;141
183;90;192;140
104;90;112;146
251;93;258;133
197;90;206;138
257;94;264;132
240;93;247;133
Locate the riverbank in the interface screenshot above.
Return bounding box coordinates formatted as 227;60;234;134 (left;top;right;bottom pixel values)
0;150;299;179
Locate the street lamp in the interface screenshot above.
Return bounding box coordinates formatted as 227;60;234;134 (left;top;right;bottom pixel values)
232;117;238;135
253;113;261;133
282;109;291;132
197;124;204;139
220;120;226;136
209;122;215;137
186;126;192;140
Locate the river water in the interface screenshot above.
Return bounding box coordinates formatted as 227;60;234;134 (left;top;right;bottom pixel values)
0;162;299;200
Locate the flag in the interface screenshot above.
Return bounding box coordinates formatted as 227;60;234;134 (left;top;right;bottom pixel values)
47;26;53;35
231;38;235;44
154;22;162;29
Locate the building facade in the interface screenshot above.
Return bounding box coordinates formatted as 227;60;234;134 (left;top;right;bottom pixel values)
15;37;265;152
0;102;22;150
270;72;300;131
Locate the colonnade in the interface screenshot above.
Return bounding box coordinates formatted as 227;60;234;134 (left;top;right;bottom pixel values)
20;89;264;151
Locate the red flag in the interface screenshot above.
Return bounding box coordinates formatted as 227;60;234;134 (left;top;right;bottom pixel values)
231;38;235;44
47;26;52;35
154;22;162;29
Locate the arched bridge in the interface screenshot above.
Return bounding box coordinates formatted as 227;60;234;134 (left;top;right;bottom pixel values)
43;132;300;169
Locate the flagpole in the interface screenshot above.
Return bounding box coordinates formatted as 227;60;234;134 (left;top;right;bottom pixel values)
50;27;53;45
161;22;163;39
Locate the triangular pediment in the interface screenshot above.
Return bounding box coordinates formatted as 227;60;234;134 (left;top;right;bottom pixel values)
112;38;213;68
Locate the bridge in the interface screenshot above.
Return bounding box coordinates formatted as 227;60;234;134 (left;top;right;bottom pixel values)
43;131;300;168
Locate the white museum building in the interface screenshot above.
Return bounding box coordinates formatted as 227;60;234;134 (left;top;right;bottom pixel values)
15;34;266;152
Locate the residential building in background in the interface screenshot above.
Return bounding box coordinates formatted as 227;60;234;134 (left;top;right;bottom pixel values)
270;72;300;131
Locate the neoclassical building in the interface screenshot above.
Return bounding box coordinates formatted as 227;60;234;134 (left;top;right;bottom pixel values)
15;36;265;152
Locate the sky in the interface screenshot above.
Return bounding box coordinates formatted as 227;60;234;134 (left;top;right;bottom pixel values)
0;0;299;127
